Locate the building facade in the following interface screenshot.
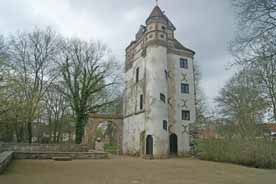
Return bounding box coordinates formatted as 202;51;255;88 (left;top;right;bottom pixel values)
123;5;196;157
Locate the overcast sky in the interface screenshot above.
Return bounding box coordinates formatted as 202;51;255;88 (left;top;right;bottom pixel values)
0;0;237;110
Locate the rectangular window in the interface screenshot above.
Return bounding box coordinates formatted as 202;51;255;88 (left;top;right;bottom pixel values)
140;94;143;110
164;70;168;80
180;58;188;69
160;93;166;103
182;110;190;121
136;67;139;82
181;83;189;94
163;120;168;131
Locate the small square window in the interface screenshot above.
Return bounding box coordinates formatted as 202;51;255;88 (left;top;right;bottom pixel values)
160;93;166;103
163;120;168;130
181;83;189;94
180;58;188;69
182;110;190;121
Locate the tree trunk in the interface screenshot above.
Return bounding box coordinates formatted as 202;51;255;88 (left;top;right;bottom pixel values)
27;121;32;143
273;102;276;121
75;115;85;144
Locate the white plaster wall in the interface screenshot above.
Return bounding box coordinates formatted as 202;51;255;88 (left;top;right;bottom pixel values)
167;53;196;154
145;45;169;156
123;51;146;155
122;113;145;155
124;57;145;116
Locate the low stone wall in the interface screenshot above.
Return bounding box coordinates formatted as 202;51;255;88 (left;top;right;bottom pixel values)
0;143;92;153
0;151;13;174
0;143;108;161
14;151;108;160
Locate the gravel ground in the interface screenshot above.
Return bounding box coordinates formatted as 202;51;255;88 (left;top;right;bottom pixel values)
0;157;275;184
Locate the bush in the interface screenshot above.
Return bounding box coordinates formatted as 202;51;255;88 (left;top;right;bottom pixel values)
195;139;276;169
104;144;119;154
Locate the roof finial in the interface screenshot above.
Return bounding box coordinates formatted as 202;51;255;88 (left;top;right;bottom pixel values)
155;0;159;6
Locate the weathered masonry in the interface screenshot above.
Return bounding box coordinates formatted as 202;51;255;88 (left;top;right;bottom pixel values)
123;5;196;157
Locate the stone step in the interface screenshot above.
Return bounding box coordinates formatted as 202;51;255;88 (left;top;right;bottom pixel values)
52;157;72;161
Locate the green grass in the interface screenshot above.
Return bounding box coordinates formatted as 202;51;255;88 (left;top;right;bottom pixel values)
195;139;276;169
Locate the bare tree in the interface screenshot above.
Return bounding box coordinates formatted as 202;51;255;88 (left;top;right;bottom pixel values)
8;28;61;143
231;0;276;120
44;83;69;143
232;0;276;51
216;69;267;137
193;61;208;126
59;39;121;144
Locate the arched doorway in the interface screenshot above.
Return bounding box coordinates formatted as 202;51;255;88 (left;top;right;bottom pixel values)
170;134;178;155
146;135;153;155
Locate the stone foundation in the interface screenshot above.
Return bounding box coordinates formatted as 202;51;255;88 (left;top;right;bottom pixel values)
0;151;13;174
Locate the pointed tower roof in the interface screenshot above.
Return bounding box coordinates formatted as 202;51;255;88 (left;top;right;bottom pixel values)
146;5;176;30
149;5;164;17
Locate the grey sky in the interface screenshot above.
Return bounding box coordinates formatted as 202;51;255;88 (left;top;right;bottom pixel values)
0;0;237;109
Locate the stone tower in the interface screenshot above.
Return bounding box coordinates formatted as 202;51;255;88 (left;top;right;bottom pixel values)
122;5;196;157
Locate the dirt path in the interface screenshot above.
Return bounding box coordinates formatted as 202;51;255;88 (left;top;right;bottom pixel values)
0;157;275;184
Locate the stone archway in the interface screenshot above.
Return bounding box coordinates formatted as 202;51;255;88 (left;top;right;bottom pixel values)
83;113;123;153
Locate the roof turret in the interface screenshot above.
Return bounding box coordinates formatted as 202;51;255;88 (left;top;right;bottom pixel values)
146;5;176;30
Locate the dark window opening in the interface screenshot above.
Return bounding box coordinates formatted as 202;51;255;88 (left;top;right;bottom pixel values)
163;120;168;131
180;58;188;69
160;34;164;39
165;70;168;80
161;26;166;30
160;93;166;103
136;67;139;82
182;110;190;121
181;83;189;94
140;94;144;110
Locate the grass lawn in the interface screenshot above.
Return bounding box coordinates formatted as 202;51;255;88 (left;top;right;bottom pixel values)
0;157;275;184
